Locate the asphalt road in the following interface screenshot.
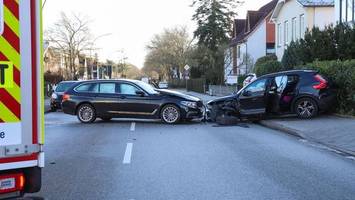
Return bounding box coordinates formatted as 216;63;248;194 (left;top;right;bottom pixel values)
27;112;355;200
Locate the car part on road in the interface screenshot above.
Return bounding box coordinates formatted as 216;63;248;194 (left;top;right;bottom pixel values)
295;98;318;119
77;104;97;123
161;104;181;124
216;114;240;126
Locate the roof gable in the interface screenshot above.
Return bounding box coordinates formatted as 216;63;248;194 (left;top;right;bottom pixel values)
230;0;277;46
271;0;334;21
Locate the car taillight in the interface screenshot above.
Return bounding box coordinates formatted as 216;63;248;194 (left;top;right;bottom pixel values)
62;93;70;102
313;74;328;90
0;173;25;194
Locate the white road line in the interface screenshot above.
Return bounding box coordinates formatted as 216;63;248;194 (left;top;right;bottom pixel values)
123;143;133;164
130;122;136;132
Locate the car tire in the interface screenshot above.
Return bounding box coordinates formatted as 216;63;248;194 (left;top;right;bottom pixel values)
101;117;112;122
295;98;318;119
77;104;96;123
161;104;181;124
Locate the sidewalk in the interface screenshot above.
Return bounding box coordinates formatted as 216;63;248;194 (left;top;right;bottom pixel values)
260;116;355;156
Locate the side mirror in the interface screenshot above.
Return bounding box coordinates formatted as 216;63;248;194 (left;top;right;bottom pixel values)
242;90;252;97
136;90;145;97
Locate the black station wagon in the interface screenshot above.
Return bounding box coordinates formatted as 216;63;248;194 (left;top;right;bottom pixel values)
61;79;204;124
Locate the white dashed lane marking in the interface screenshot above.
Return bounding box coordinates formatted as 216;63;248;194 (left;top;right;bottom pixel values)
130;122;136;132
123;143;133;164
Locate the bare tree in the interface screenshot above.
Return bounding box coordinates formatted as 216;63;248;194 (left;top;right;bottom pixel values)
45;12;93;80
144;26;192;80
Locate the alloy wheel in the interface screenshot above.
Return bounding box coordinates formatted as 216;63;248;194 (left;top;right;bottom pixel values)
162;105;180;124
296;98;317;119
78;104;96;123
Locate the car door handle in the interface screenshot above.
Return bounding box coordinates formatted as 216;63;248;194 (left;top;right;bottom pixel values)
119;96;126;99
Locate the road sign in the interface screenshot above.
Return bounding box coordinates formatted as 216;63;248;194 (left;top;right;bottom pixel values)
184;65;190;71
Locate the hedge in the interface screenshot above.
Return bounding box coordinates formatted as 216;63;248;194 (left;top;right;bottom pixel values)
296;60;355;115
253;55;282;76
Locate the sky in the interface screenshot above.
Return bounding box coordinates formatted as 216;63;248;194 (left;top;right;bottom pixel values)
43;0;272;68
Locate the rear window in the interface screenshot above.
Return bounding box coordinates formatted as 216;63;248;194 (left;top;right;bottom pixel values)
55;82;76;92
75;83;99;93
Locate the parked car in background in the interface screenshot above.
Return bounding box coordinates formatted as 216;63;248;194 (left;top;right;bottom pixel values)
62;79;204;124
208;70;335;121
243;73;257;87
158;81;169;89
50;81;77;111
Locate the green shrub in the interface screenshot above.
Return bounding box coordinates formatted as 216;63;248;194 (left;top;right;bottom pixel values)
296;60;355;115
253;59;282;76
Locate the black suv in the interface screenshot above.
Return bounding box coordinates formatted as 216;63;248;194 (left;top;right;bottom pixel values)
61;79;204;124
207;70;335;120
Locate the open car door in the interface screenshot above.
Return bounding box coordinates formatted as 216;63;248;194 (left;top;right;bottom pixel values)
238;78;269;116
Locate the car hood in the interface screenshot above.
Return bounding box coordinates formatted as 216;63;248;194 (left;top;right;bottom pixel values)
207;94;237;105
156;89;201;102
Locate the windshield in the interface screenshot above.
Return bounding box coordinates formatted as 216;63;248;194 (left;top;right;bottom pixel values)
55;82;75;92
134;81;159;95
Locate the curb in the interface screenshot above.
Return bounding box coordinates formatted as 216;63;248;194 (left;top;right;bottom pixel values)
259;120;355;158
258;120;304;139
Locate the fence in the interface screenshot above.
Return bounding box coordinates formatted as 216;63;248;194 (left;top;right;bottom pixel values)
187;78;206;93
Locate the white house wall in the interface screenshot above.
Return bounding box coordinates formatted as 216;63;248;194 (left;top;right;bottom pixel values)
245;21;267;72
306;7;335;28
274;0;335;60
236;43;248;75
274;0;306;60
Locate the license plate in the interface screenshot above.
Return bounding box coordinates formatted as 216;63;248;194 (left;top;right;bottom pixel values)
0;178;15;190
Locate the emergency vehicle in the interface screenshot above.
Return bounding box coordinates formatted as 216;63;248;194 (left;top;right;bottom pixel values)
0;0;44;198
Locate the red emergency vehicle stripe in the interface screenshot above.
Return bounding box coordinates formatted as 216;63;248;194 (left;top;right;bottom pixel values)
1;23;20;53
31;0;38;144
0;89;21;119
3;0;19;20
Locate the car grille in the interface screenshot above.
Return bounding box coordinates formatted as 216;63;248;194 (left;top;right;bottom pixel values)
197;101;203;108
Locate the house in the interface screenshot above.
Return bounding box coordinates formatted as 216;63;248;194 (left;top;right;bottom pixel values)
335;0;355;22
43;46;68;78
228;0;278;77
271;0;335;60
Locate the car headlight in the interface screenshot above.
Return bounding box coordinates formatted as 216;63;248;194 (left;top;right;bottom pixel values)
51;93;58;99
181;101;198;109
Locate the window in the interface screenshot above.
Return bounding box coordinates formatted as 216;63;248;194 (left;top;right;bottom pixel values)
274;76;288;93
55;82;75;92
75;83;99;93
0;0;3;35
340;0;354;22
300;14;305;38
292;17;297;41
277;23;282;47
244;79;267;94
237;46;241;58
284;21;289;46
119;83;141;95
99;83;116;94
